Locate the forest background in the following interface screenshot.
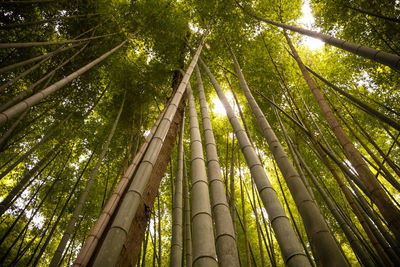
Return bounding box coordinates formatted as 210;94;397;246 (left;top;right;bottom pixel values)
0;0;399;266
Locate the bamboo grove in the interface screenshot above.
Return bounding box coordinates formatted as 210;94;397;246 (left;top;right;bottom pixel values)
0;0;399;266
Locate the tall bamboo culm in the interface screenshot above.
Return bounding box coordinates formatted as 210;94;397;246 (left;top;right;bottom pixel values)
91;33;207;267
49;96;125;267
274;106;376;267
0;32;135;126
74;100;168;267
283;32;400;242
183;157;192;267
170;111;185;266
195;64;240;267
186;81;218;267
198;57;311;267
237;3;400;70
228;46;347;267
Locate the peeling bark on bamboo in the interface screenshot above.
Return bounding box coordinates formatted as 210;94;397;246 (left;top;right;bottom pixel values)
115;98;185;267
198;57;310;267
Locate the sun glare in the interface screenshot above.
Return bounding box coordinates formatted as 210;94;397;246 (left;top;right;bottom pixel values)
297;0;324;50
212;96;227;116
211;91;237;117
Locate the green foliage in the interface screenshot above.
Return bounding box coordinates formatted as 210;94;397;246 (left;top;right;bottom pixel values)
0;0;399;266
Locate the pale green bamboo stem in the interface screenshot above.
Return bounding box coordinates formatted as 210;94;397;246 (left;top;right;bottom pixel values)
198;57;310;267
170;111;185;266
187;81;218;267
229;46;347;266
91;34;207;267
195;64;240;267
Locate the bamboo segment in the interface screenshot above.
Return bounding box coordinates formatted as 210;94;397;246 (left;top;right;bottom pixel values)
0;32;120;49
183;157;193;267
229;46;347;267
49;97;125;267
73;102;168;267
275;109;376;267
238;3;400;70
186;81;218;267
283;32;400;242
195;65;240;267
170;111;185;267
0;37;130;126
198;58;310;267
304;65;400;131
91;34;207;267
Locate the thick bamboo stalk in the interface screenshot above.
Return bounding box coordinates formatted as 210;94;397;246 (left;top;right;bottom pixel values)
183;157;192;267
237;2;400;70
49;97;125;267
0;32;120;49
0;41;89;113
280;119;376;266
283;32;400;242
186;81;218;266
304;65;400;132
198;57;310;267
229;46;346;266
73;101;168;267
0;43;78;73
0;36;130;126
195;64;240;267
170;111;185;266
91;34;207;267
